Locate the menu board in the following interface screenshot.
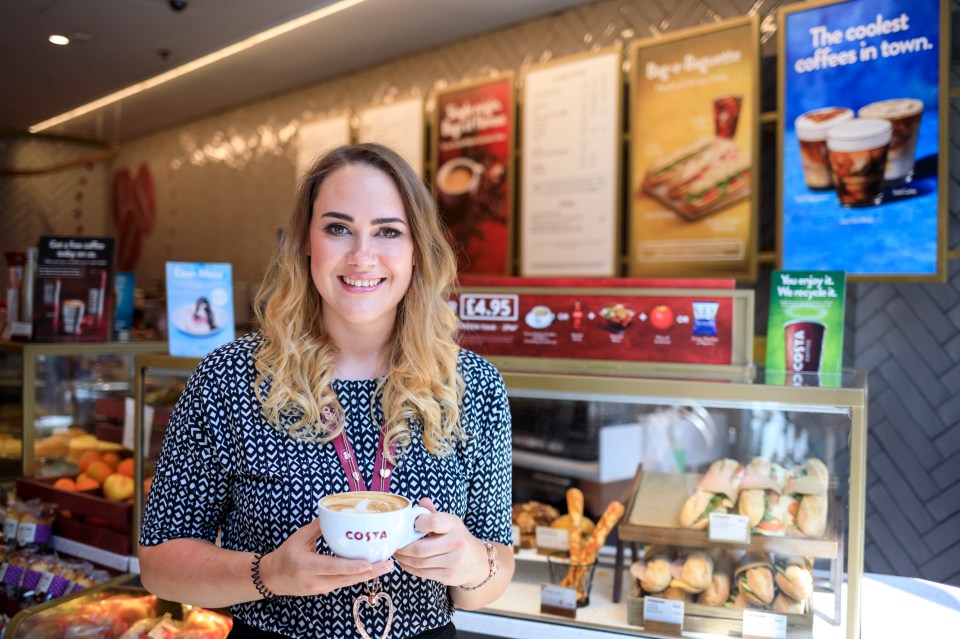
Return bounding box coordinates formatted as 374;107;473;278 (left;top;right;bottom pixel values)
433;74;515;275
519;47;621;277
32;236;116;342
454;277;746;367
778;0;946;280
297;113;351;177
358;96;425;178
629;16;759;280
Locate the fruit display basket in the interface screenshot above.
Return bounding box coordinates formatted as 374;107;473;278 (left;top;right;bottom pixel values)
16;476;133;555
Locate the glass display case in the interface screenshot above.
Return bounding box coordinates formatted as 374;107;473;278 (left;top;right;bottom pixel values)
0;340;166;480
131;355;865;639
2;573;233;638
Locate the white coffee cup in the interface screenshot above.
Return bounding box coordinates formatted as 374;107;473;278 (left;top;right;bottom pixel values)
318;491;430;563
61;299;85;335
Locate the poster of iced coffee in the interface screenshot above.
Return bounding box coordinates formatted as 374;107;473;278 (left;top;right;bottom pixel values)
629;16;759;280
432;73;514;275
32;236;116;342
779;0;946;280
765;270;846;388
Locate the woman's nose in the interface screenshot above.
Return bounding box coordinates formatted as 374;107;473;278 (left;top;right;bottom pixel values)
347;237;376;268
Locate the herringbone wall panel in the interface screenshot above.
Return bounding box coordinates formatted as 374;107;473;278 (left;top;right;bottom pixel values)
1;0;958;585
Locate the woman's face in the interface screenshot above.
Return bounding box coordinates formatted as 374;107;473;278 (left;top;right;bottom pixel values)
306;163;415;336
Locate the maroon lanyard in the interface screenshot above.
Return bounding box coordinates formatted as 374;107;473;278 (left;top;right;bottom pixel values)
331;427;396;493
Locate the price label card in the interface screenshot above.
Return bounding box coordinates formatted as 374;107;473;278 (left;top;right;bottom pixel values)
458;293;519;321
541;584;577;618
511;524;521;548
742;610;787;639
643;596;684;634
709;512;751;543
535;526;569;552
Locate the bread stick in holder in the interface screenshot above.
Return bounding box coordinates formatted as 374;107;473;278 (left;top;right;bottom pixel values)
548;551;598;607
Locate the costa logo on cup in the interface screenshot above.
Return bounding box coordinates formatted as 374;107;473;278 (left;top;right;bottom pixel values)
318;491;430;563
346;530;388;541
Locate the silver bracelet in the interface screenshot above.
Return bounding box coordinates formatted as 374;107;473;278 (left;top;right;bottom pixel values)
458;541;498;591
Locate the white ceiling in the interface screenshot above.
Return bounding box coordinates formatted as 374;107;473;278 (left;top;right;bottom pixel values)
1;0;595;144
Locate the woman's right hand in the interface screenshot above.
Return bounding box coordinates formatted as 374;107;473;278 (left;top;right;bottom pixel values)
259;517;393;597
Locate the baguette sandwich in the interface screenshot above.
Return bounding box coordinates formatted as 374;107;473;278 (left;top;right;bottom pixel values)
774;556;814;601
784;459;830;538
670;550;714;594
735;554;775;606
696;552;733;606
773;592;807;614
739;457;788;535
629;546;676;595
642;138;715;190
679;154;752;217
664;138;739;199
679;458;745;529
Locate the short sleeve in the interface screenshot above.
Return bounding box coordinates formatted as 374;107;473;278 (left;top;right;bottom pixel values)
461;356;512;546
139;361;234;546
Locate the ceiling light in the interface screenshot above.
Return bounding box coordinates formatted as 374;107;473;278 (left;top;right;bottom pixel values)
30;0;368;134
48;35;70;46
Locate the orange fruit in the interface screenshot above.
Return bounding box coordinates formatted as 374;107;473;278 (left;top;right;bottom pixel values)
76;473;100;490
53;477;77;491
101;452;121;470
78;450;102;473
85;460;113;485
117;458;135;479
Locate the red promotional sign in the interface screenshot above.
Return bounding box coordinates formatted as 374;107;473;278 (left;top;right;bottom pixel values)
454;278;740;366
433;74;515;275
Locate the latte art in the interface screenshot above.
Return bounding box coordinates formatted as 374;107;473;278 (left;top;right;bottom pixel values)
321;491;407;514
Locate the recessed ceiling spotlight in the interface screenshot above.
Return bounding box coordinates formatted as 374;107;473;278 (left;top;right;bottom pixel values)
48;34;70;46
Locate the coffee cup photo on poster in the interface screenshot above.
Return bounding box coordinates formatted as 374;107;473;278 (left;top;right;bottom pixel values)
779;0;942;277
765;270;846;388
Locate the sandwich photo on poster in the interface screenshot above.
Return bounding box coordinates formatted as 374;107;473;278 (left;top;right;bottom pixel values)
765;270;846;388
779;0;946;280
629;16;759;280
432;73;515;275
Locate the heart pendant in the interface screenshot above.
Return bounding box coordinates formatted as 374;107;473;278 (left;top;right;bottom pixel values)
353;591;394;639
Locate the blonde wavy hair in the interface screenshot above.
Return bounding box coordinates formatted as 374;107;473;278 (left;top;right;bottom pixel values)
253;143;464;459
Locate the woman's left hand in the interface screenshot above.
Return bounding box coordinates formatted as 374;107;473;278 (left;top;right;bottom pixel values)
392;497;489;588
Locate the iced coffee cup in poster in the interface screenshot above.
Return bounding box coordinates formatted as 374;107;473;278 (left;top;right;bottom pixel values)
432;74;514;275
629;16;759;280
779;0;944;279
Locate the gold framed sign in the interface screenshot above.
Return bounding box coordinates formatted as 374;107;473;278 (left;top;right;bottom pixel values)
518;46;623;277
432;73;516;276
628;16;760;281
777;0;948;282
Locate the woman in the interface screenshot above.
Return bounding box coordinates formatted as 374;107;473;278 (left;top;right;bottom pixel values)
139;143;514;639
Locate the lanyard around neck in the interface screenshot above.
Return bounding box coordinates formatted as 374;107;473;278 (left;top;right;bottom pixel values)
331;426;396;493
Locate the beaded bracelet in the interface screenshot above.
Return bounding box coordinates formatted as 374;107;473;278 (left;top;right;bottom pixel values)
251;552;275;599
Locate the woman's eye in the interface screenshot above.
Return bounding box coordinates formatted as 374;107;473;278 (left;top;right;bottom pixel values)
323;223;349;236
377;227;402;239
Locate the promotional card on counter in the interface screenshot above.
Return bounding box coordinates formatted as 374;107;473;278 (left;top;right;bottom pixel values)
629;16;760;280
165;262;234;357
454;277;750;370
779;0;946;280
433;73;515;276
32;236;116;342
765;270;846;387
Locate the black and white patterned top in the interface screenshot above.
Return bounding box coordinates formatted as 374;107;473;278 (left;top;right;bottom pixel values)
140;331;512;638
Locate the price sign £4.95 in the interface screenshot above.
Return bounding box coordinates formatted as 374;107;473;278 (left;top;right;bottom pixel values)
458;293;519;322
